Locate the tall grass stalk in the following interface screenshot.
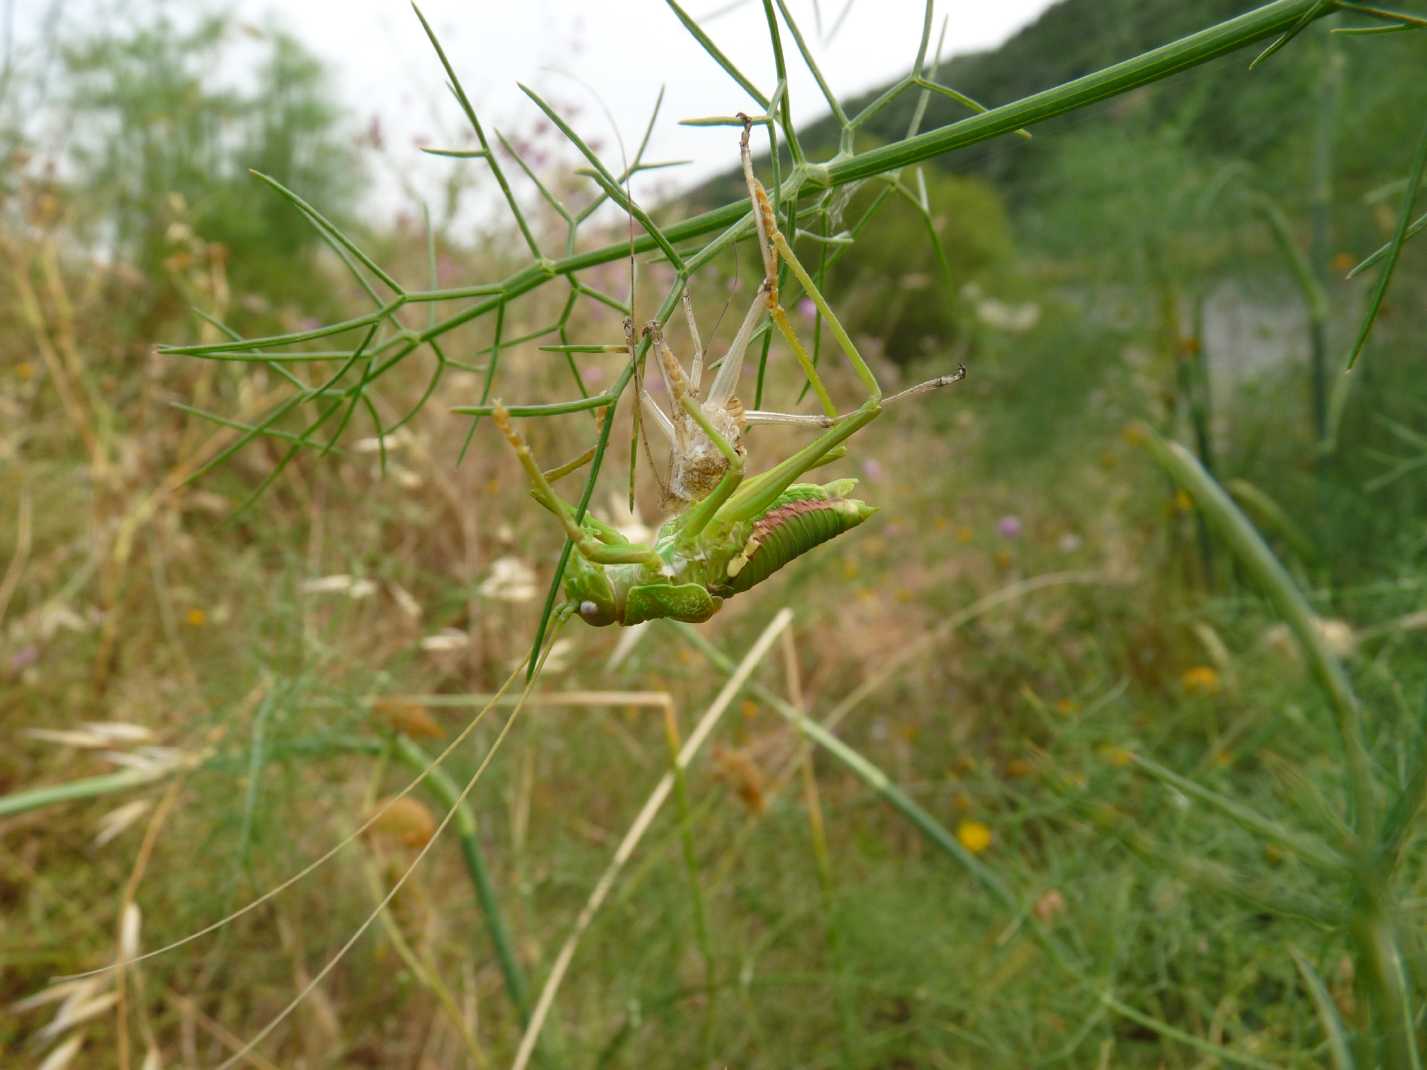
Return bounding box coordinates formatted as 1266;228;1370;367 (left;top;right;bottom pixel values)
509;608;793;1070
389;735;533;1027
212;621;568;1070
657;696;719;1059
1141;425;1427;1069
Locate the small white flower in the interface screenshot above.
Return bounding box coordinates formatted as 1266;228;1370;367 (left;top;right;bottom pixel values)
353;428;409;453
479;557;538;602
300;575;377;599
421;629;468;653
976;297;1041;333
391;464;423;489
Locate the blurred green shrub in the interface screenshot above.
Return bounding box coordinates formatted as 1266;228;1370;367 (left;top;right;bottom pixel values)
826;169;1014;362
57;8;362;316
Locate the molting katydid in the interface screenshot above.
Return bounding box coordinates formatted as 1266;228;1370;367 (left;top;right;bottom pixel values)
487;116;965;627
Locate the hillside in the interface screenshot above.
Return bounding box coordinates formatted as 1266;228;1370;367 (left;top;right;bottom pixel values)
690;0;1418;215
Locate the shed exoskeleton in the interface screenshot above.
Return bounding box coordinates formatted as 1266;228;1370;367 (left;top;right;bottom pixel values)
491;115;963;626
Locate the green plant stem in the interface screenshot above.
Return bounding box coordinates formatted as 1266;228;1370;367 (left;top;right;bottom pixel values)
1253;193;1331;441
1346;111;1427;369
178;0;1336;377
825;0;1334;184
0;766;168;818
1126;752;1345;869
1138;429;1375;839
1309;30;1340;442
389;735;533;1026
1290;947;1357;1070
658;703;718;1060
1356;892;1423;1070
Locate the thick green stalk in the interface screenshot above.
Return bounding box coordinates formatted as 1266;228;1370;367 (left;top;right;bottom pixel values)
1138;428;1374;836
389;735;533;1026
185;0;1335;369
821;0;1334;185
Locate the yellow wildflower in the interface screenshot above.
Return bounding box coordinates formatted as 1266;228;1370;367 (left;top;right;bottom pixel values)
1181;665;1222;696
956;819;992;854
1099;744;1132;767
185;608;207;628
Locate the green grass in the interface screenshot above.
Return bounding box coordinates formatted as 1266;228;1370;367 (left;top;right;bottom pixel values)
5;1;1427;1066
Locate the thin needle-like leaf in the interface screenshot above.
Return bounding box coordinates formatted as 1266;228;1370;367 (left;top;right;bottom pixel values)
1346;208;1426;278
1346;112;1427;368
459;301;505;464
665;0;770;108
411;2;543;259
773;0;847;126
249;170;403;296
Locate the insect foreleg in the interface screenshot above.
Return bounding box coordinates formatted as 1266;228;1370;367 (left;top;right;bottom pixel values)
492;403;661;568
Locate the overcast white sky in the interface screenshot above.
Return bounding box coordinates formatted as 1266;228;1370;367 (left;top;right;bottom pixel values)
14;0;1059;216
244;0;1058;217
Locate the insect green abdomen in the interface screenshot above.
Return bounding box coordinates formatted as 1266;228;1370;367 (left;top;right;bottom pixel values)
721;482;875;595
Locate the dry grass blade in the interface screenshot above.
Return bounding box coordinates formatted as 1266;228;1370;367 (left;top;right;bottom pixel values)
57;663;526;982
510;608;793;1070
212;626;566;1070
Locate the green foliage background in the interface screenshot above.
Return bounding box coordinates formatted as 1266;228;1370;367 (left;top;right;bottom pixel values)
3;1;1427;1067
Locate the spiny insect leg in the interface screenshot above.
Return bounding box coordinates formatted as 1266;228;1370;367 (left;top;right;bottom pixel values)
682;288;705;393
741;367;967;429
492;403;661;567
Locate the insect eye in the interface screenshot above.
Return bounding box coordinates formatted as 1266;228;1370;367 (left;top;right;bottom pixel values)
579;600;600;620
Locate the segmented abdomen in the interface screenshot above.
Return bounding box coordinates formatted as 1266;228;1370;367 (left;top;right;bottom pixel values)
722;485;870;594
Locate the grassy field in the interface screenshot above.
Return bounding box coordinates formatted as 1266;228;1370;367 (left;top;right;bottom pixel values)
4;2;1427;1067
